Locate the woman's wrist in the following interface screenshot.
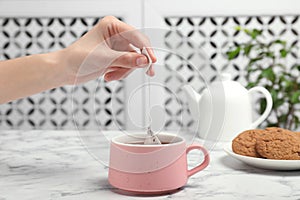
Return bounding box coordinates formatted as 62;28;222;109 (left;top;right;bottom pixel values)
43;50;73;87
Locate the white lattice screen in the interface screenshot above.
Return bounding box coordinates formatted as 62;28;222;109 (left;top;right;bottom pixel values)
0;0;299;130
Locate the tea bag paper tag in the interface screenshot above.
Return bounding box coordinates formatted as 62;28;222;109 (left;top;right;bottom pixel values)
141;47;152;73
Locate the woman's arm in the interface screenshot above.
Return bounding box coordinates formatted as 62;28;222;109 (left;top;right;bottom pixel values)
0;16;156;104
0;52;65;104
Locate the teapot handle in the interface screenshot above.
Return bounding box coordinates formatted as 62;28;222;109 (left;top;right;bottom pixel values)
248;86;273;128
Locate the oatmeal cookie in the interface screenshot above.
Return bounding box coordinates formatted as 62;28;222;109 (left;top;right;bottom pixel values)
265;127;293;134
232;129;266;157
256;131;300;160
294;132;300;139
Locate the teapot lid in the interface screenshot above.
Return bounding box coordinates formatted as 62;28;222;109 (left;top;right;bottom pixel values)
220;73;231;81
213;73;248;95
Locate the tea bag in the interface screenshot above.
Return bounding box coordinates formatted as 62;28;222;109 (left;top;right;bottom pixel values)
144;127;161;145
141;47;161;145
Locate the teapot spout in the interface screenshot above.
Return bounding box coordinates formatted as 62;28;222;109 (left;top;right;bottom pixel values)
183;85;201;120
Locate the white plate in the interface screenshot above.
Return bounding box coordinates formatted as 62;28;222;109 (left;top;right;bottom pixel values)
224;144;300;170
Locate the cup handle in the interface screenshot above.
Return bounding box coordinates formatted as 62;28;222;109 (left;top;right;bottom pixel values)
186;144;210;177
248;86;273;128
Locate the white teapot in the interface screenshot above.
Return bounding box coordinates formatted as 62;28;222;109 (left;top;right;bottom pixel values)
183;73;273;141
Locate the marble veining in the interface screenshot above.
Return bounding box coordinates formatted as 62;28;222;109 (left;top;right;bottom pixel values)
0;130;300;200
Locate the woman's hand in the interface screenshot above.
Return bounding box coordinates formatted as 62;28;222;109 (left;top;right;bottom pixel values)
60;16;157;84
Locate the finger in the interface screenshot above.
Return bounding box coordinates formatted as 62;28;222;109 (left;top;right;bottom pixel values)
106;66;124;71
104;68;133;81
111;51;149;68
112;20;157;62
143;47;157;63
104;66;137;76
109;35;138;52
146;65;155;76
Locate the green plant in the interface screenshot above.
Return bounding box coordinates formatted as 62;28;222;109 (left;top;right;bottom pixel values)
227;27;300;130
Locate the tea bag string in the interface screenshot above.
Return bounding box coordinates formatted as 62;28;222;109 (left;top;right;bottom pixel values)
141;47;161;145
141;47;152;130
128;44;152;130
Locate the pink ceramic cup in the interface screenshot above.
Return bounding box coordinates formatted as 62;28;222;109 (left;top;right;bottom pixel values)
108;133;210;194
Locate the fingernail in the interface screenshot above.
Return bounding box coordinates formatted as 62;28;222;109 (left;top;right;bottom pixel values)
146;66;155;77
136;56;148;67
104;73;113;81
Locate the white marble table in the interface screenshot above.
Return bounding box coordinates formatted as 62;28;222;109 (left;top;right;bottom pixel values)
0;130;300;200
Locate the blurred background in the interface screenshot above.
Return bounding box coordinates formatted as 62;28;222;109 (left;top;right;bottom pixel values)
0;0;300;131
